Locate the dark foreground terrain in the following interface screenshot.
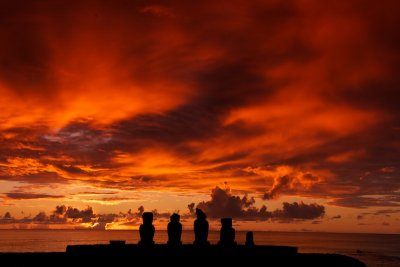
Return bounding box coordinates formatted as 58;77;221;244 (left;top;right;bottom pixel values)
0;244;366;267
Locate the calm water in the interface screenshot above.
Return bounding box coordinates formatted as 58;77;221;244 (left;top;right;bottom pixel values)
0;230;398;267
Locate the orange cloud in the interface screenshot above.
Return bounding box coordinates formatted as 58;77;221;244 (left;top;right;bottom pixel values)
0;0;399;231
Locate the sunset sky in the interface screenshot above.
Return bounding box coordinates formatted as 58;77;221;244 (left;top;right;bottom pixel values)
0;0;399;233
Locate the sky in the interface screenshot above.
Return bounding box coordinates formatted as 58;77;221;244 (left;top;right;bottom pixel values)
0;0;399;233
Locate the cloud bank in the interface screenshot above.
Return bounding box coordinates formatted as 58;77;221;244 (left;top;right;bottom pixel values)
193;186;325;221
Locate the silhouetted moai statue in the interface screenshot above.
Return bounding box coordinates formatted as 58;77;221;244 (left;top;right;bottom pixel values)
218;218;236;247
139;212;155;245
167;213;182;246
193;208;209;246
245;231;254;247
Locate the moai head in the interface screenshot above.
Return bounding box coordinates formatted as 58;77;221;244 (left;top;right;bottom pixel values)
170;213;180;223
195;208;206;220
221;218;232;228
142;212;153;225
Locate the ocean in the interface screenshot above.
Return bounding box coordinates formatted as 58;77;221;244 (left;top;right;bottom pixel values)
0;230;398;267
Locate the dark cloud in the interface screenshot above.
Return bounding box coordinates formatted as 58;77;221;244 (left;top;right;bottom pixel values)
33;212;48;222
96;197;138;202
73;191;117;195
373;209;400;216
194;186;325;221
3;212;13;220
187;203;195;214
4;192;64;200
94;213;119;230
272;202;325;220
0;205;145;228
263;175;292;200
0;172;67;184
152;209;171;219
196;186;257;218
54;205;66;215
54;164;88;175
48;205;97;223
137;206;144;217
65;206;94;223
329;195;400;208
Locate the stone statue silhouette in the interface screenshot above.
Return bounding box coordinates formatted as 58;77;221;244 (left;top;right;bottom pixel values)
167;213;182;246
245;231;254;247
193;208;209;246
139;212;155;245
218;218;236;247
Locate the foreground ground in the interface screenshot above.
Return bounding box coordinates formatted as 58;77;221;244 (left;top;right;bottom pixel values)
0;244;366;267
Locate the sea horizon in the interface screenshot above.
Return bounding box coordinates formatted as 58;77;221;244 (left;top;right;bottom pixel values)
0;228;398;236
